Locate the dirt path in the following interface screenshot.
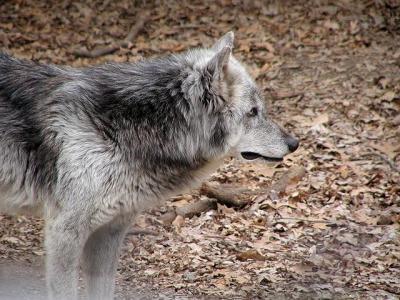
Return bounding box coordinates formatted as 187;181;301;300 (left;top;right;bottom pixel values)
0;259;45;300
0;259;177;300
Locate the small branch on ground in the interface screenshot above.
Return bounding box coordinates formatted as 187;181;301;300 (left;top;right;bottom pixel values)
159;165;306;223
251;165;306;209
271;90;304;100
175;198;217;218
126;227;159;236
200;182;257;208
120;13;150;47
159;199;217;225
0;30;9;49
274;217;333;224
199;166;306;210
99;0;112;11
362;152;400;173
73;45;120;58
72;11;150;58
267;165;306;195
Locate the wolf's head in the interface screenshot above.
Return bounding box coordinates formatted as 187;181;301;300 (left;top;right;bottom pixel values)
181;32;299;163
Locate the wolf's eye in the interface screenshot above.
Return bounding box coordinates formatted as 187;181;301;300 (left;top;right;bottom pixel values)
248;107;258;117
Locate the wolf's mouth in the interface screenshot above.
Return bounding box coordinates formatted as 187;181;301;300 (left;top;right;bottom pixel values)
240;152;283;162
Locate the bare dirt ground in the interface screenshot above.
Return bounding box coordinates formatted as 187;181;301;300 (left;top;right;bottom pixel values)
0;258;174;300
0;0;399;299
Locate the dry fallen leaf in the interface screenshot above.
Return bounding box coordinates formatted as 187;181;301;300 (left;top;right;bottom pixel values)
236;249;267;261
370;142;400;160
381;91;396;102
324;20;340;30
310;113;329;127
172;215;185;230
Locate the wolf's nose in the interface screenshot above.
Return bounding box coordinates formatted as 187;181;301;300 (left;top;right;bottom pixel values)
286;136;299;153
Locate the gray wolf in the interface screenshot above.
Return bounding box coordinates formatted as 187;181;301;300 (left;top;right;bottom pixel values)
0;32;298;299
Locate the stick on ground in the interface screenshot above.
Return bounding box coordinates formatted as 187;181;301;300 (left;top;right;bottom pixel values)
159;165;306;222
72;11;150;58
200;182;257;208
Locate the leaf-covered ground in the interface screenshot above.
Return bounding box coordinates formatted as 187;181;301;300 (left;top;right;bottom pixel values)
0;1;399;299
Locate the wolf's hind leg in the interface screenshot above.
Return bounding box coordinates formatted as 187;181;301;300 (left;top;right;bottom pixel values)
45;213;89;300
82;214;132;300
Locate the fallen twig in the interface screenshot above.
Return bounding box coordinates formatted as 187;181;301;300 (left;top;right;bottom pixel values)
362;152;400;173
73;45;120;58
200;166;305;209
252;165;306;209
99;0;112;11
159;165;306;222
269;165;306;193
271;90;304;100
126;227;159;236
120;12;150;47
200;182;256;208
72;11;150;58
274;217;332;223
160;198;217;225
175;198;217;218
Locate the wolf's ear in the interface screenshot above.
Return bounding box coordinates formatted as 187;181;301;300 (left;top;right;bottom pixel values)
212;31;235;52
183;33;234;111
195;45;232;112
206;45;232;77
207;32;234;78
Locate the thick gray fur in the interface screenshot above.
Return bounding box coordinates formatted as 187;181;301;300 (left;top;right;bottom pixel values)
0;32;298;299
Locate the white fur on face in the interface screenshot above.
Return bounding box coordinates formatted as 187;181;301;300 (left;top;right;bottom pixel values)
220;57;291;159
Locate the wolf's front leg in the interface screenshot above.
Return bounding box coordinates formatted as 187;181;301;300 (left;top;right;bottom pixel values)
45;213;89;300
82;214;132;300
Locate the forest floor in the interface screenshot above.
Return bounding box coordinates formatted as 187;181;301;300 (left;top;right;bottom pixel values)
0;0;399;299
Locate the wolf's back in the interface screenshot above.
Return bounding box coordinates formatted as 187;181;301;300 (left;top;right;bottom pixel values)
0;52;64;104
0;53;63;204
